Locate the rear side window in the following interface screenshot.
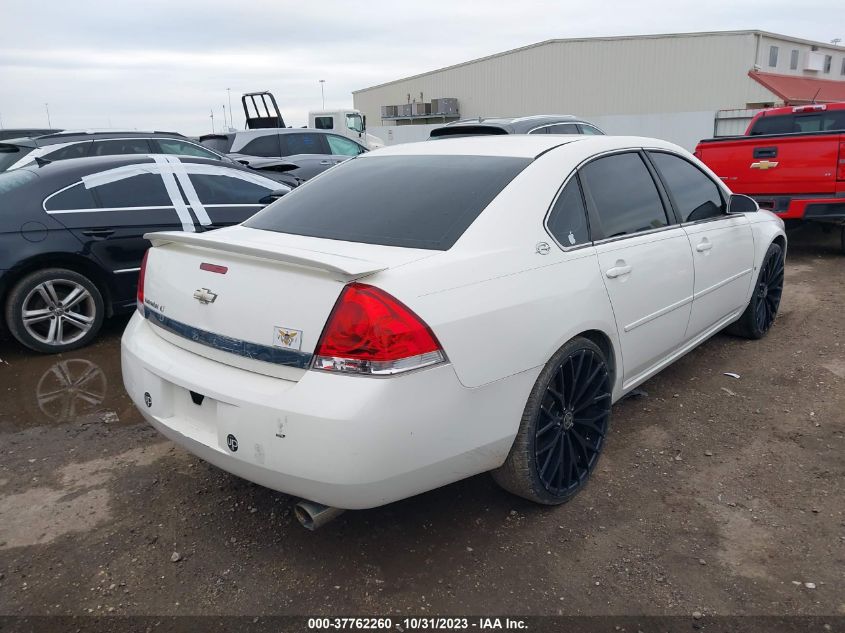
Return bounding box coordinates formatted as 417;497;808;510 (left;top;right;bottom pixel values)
750;112;845;135
579;124;604;135
93;173;171;207
547;177;590;247
281;133;327;156
648;152;725;222
240;135;281;157
314;116;333;130
548;123;580;134
90;138;153;156
156;139;219;159
245;155;531;250
580;153;668;238
45;183;97;210
749;115;793;135
200;135;234;153
44;142;90;161
189;173;274;205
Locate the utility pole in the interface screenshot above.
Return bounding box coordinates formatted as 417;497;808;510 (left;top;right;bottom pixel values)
222;105;227;131
227;88;234;129
319;79;326;110
210;108;215;134
45;103;52;127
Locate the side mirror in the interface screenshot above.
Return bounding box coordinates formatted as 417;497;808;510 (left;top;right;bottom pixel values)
259;189;289;204
728;194;758;214
362;115;367;132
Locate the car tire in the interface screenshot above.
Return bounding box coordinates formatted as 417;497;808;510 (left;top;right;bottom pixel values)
840;225;845;256
726;242;784;340
492;336;612;505
5;268;105;354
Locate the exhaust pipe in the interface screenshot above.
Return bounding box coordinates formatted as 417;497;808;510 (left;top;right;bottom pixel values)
294;500;345;531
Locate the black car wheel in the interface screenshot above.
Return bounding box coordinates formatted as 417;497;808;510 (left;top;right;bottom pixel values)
727;242;784;340
5;268;104;353
492;337;612;505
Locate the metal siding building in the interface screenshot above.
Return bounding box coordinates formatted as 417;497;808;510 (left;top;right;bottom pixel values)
354;31;845;149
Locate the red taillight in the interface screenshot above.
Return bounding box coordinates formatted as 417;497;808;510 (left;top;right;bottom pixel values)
200;262;228;274
792;104;826;113
136;250;149;314
312;283;445;376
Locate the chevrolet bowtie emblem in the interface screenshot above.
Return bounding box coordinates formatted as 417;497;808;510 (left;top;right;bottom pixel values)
750;160;779;170
193;288;217;305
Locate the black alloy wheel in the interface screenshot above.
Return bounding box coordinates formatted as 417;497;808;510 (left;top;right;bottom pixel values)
728;242;784;340
493;337;612;504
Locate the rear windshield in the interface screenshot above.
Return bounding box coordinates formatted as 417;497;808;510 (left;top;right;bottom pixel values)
244;155;531;250
430;126;509;139
749;111;845;135
0;169;37;194
0;144;30;172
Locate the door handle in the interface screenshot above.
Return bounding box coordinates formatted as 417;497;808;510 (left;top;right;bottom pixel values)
753;146;778;159
81;229;115;238
605;264;632;279
696;241;713;252
319;160;331;165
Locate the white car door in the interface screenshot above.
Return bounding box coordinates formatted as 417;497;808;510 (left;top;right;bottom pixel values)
580;151;695;386
646;151;755;339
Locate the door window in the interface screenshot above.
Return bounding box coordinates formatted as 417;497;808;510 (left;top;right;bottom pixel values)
156;139;220;159
43;142;91;161
580;152;668;238
648;152;725;222
346;114;364;134
240;134;281;157
326;135;365;156
546;177;590;247
90;138;154;156
281;133;327;156
188;173;275;205
93;173;171;208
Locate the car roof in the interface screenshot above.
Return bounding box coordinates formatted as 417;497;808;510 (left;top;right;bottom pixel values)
232;128;340;139
10;130;189;148
442;115;585;131
366;135;684;159
16;154;249;181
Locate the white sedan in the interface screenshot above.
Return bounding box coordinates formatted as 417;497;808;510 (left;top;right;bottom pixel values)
121;135;786;529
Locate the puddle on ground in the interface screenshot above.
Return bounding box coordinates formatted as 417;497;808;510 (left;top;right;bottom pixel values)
0;326;142;432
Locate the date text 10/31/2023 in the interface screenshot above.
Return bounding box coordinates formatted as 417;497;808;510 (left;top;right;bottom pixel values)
307;617;528;630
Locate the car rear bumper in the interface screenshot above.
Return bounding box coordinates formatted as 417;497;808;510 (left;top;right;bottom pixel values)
121;313;534;509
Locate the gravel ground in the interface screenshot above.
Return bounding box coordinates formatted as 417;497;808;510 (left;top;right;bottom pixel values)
0;223;842;620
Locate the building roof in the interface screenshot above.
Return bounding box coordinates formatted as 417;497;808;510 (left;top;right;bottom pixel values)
749;71;845;104
354;30;845;94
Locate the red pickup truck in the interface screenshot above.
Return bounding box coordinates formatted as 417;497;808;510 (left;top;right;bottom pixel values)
695;103;845;252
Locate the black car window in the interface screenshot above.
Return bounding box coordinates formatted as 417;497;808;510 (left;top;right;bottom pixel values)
44;182;97;211
579;124;604;135
580;152;668;238
280;133;327;156
548;123;580;134
43;142;90;161
325;135;365;156
189;173;275;205
648;152;725;222
0;145;28;171
90;138;154;156
240;134;281;158
93;173;171;208
245;155;530;250
547;177;590;247
156;139;220;159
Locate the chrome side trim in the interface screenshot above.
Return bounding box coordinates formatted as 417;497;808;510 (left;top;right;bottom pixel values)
623;294;694;333
143;306;312;368
114;267;141;274
693;268;753;301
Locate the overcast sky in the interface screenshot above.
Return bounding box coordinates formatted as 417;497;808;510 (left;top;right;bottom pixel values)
0;0;841;135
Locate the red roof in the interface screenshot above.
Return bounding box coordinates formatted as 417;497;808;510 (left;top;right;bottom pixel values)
749;71;845;104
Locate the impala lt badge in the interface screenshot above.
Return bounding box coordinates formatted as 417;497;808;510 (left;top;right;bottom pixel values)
193;288;217;305
750;160;779;170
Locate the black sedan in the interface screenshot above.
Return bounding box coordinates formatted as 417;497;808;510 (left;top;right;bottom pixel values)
0;154;288;353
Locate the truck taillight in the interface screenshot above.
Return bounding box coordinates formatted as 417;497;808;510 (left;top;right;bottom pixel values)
137;250;149;314
838;143;845;181
312;283;445;376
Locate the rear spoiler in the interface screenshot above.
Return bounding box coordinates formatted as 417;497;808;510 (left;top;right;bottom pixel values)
144;231;387;276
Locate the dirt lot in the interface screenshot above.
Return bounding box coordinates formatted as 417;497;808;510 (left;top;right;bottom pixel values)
0;224;843;620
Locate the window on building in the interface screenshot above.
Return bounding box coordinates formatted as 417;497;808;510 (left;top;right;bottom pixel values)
790;49;799;70
768;46;779;67
824;55;832;73
547;177;590;247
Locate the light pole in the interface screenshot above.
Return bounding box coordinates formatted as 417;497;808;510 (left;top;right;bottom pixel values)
319;79;326;110
45;103;51;128
227;87;233;129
